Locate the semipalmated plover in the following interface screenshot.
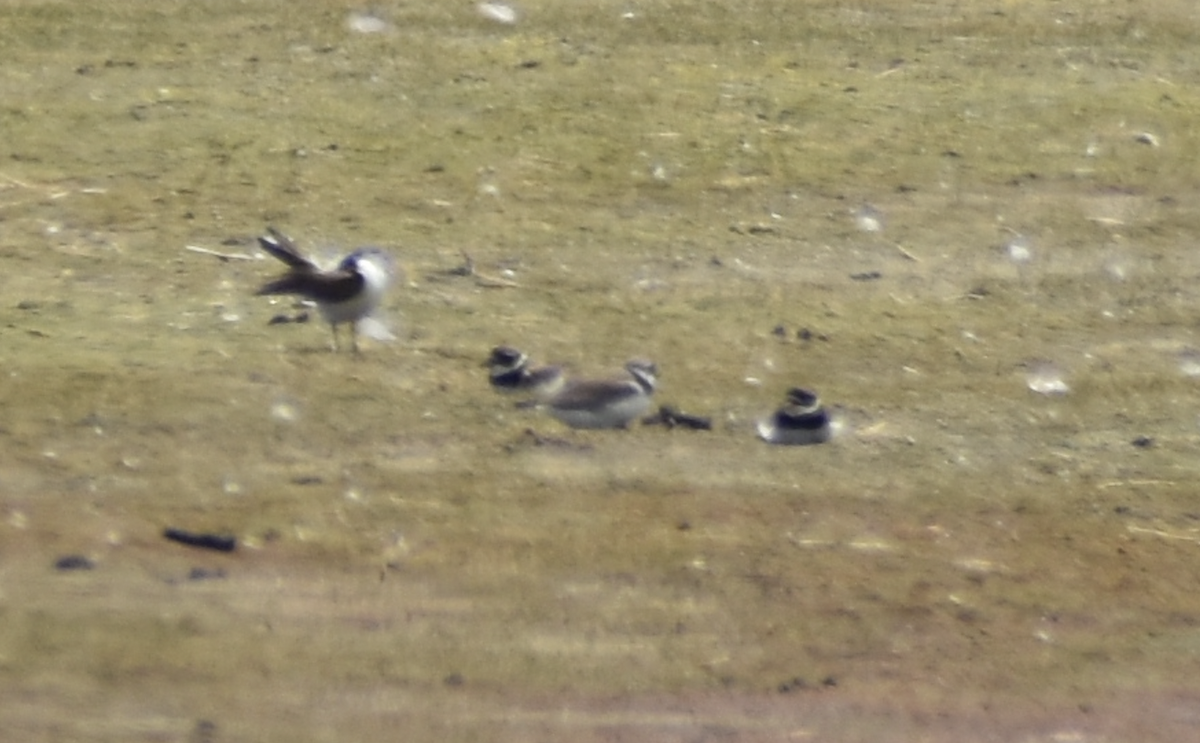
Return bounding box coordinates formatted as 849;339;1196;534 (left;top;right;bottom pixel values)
757;387;832;445
255;227;392;353
546;359;658;430
485;345;566;401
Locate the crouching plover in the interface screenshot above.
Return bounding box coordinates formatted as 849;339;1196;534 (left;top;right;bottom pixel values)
255;227;392;353
757;387;832;445
545;359;658;430
485;345;566;402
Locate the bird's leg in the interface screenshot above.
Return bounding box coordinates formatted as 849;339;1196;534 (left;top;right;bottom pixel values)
330;323;341;352
350;322;360;355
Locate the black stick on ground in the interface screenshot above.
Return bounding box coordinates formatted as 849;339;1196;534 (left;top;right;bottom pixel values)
163;527;237;553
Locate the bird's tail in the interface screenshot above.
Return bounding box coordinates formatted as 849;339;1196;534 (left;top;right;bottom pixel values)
257;227;314;269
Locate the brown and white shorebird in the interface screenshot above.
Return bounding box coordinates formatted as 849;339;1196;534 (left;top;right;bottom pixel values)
485;345;567;403
756;387;832;445
544;359;658;430
255;227;392;353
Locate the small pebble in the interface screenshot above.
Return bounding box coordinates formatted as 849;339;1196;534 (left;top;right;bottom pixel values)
191;719;218;743
1006;235;1033;264
187;567;227;581
777;676;809;693
268;311;309;326
477;2;518;24
347;12;389;34
850;270;882;281
54;554;95;571
855;203;884;233
1025;361;1068;395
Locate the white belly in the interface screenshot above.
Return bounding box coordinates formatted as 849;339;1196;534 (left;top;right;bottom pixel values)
551;393;651;430
756;416;832;445
319;258;389;325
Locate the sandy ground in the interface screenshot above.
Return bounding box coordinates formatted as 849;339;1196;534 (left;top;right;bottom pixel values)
3;1;1200;740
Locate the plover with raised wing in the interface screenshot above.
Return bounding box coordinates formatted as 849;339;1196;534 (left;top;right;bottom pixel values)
255;227;393;353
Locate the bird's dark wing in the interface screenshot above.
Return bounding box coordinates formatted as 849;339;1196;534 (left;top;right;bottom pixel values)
256;269;364;302
258;227;316;270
